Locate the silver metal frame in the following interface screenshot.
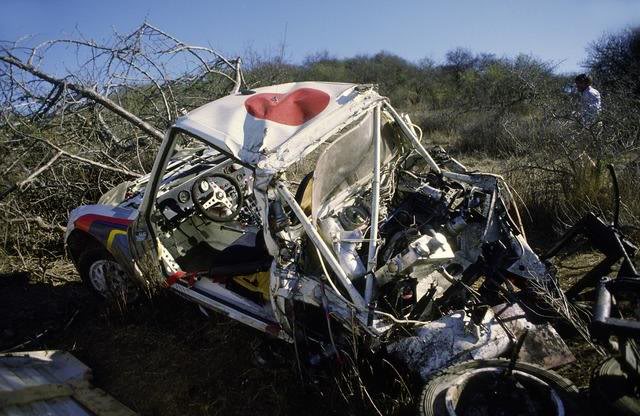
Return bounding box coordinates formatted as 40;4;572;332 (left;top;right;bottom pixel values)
365;104;382;306
131;100;445;336
384;103;441;174
276;181;367;310
275;103;443;319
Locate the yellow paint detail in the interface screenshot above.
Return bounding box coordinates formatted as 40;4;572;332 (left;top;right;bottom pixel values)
106;229;127;252
232;271;271;300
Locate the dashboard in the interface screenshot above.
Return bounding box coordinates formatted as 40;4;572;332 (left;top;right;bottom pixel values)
155;160;257;230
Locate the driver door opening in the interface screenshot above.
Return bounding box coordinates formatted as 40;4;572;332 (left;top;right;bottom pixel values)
149;131;272;303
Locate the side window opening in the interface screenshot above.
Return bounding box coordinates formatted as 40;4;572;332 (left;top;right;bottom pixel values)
148;132;268;278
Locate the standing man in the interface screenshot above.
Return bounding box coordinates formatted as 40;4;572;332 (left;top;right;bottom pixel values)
575;73;601;124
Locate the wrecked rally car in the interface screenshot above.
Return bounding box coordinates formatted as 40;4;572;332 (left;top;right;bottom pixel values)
66;82;588;414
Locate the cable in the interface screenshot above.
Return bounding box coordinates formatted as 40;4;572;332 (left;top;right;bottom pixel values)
314;245;353;306
502;181;528;239
320;283;339;357
290;303;304;379
410;123;424;141
371;309;432;326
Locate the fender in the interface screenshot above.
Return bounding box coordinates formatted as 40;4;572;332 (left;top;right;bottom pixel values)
66;204;138;266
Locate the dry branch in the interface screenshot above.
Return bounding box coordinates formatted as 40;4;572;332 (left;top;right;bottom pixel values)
5;216;66;233
0;54;165;142
0;22;245;257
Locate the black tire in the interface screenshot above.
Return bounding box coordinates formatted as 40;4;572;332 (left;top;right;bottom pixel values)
418;359;582;416
78;248;138;303
590;357;640;416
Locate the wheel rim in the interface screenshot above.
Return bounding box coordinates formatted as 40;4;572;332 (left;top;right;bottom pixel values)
443;368;564;416
88;259;138;301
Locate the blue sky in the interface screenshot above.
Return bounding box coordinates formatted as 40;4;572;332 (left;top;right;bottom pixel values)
1;0;639;74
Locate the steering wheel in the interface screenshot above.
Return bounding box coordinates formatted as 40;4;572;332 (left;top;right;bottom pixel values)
191;173;244;222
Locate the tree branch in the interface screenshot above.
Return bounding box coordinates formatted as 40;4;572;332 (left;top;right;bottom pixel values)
0;54;165;142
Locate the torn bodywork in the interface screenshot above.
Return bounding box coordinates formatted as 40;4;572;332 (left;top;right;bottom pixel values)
65;82;584;405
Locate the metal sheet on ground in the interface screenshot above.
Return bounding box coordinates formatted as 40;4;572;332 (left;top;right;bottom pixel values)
0;350;136;416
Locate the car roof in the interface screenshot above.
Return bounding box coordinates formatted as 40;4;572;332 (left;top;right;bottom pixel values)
173;82;383;170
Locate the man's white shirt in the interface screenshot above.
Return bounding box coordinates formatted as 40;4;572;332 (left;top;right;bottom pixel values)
581;86;601;123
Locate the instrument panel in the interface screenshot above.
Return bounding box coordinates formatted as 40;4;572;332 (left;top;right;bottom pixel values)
155;162;255;229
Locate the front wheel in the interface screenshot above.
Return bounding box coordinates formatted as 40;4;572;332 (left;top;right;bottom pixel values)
78;248;139;304
418;359;582;416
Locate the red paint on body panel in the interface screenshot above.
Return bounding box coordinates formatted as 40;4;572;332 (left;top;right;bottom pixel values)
245;88;330;126
74;214;133;232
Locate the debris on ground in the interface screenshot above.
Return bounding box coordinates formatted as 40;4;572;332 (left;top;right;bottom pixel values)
0;350;136;415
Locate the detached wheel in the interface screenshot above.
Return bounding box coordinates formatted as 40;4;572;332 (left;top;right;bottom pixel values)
418;359;582;416
78;248;139;303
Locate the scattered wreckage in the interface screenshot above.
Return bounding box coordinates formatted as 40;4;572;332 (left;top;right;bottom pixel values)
64;82;639;415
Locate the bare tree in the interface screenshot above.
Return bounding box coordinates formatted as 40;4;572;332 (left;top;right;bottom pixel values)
0;22;244;268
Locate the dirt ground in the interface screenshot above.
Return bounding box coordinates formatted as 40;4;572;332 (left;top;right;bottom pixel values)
0;251;607;416
0;265;332;416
